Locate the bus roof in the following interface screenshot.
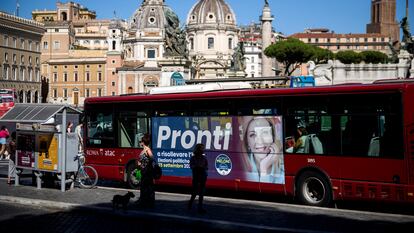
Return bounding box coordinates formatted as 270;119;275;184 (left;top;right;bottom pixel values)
85;81;414;104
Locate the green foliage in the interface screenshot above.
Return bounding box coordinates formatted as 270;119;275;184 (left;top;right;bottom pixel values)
360;51;389;64
311;46;334;64
334;50;363;64
264;38;314;76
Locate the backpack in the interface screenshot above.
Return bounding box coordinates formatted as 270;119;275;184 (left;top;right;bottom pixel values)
153;163;162;180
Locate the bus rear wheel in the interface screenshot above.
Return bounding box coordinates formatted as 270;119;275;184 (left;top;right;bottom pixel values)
126;163;140;189
296;171;332;207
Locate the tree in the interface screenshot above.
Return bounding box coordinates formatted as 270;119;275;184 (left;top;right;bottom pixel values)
335;50;363;64
311;46;334;64
264;38;314;76
360;51;389;64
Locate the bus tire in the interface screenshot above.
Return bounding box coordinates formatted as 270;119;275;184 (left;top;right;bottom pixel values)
126;163;140;189
296;171;332;207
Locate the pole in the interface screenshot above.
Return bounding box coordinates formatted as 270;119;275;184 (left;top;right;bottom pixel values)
61;108;67;192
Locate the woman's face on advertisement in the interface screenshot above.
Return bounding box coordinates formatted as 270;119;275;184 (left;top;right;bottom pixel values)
247;118;273;156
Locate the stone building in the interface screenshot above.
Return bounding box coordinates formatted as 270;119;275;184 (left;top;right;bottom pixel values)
33;2;110;107
366;0;399;43
186;0;239;79
290;28;392;54
0;12;44;103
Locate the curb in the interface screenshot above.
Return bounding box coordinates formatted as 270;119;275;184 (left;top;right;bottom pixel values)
0;195;323;233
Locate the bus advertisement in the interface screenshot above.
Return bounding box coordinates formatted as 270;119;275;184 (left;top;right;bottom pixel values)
0;89;17;117
84;81;414;207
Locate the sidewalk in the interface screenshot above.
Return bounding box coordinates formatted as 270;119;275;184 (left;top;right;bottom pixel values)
0;178;413;233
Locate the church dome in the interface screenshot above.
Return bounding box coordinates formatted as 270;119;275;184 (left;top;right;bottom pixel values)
129;0;174;31
186;0;237;26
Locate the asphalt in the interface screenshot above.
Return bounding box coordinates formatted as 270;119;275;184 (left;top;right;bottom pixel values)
1;166;414;233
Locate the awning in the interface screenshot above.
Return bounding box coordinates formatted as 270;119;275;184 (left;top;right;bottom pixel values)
0;103;82;124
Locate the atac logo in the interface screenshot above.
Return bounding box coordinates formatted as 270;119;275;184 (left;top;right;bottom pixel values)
215;154;232;176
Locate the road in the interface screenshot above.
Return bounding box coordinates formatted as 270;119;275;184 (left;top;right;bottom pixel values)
0;202;238;233
1;160;414;232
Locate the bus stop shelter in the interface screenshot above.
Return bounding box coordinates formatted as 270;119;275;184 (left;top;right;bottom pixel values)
0;104;82;192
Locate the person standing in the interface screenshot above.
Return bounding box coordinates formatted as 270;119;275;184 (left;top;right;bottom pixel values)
67;121;74;133
188;143;208;214
7;132;16;185
136;134;155;208
0;126;9;160
75;123;83;153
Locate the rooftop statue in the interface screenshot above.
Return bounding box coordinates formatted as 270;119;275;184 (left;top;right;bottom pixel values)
164;8;188;58
231;42;246;72
401;17;414;54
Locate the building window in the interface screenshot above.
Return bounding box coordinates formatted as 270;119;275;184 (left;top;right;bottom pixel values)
20;67;24;81
4;53;8;62
53;73;58;82
111;81;115;86
20;55;24;64
112;71;115;75
29;41;32;50
3;66;9;80
53;89;57;98
28;68;33;81
35;70;40;82
12;68;16;80
86;72;90;81
63;88;68;98
308;38;311;43
111;92;116;96
190;38;194;50
85;88;90;97
13;54;16;63
74;72;78;82
147;49;156;59
112;41;116;50
228;38;233;49
13;37;17;48
251;56;255;63
98;72;102;81
36;42;40;52
53;41;60;49
3;35;8;46
29;56;32;64
97;88;102;97
208;37;214;49
36;58;39;66
327;38;331;43
20;39;25;49
43;41;48;49
64;72;68;82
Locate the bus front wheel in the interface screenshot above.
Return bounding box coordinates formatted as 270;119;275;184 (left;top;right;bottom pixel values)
126;163;140;189
296;171;332;207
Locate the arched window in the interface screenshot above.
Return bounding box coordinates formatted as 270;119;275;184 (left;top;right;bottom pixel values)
61;12;67;21
127;87;133;94
171;72;184;86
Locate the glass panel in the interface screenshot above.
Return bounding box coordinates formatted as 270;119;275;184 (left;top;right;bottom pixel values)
118;112;149;148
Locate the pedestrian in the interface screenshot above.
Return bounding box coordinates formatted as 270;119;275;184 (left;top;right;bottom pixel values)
7;132;16;185
67;121;73;133
75;123;83;153
188;143;208;214
0;126;9;160
136;133;155;208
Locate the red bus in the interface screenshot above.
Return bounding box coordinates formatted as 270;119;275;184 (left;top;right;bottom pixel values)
0;89;17;117
83;81;414;207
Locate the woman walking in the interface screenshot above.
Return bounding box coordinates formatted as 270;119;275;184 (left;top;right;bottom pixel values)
136;134;155;208
7;132;16;185
0;126;9;160
188;143;208;214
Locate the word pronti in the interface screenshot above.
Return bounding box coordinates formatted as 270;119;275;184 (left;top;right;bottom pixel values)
156;123;232;150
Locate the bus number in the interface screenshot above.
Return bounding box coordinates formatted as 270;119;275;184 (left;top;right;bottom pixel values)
307;158;316;163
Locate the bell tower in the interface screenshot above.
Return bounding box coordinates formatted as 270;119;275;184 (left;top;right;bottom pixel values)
366;0;399;42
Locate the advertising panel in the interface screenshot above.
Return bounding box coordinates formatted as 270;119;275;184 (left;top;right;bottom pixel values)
37;134;59;171
16;134;36;168
152;116;284;184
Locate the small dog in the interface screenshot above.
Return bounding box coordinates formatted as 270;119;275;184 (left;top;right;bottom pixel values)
112;191;135;211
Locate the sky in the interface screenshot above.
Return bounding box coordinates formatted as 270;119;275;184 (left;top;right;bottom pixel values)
0;0;412;35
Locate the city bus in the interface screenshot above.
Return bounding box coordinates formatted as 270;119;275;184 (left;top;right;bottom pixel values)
0;89;17;117
83;80;414;207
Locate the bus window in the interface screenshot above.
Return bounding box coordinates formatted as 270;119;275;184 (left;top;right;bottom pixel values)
86;110;114;147
118;112;149;148
154;101;188;117
191;100;233;116
236;98;279;116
